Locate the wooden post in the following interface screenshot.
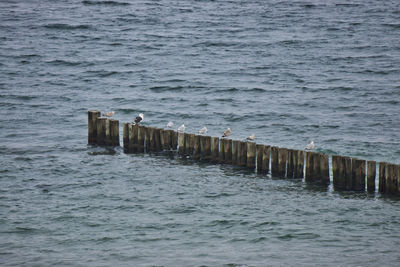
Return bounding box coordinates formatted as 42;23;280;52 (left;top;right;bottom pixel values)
154;128;161;152
238;141;247;167
137;125;145;152
128;124;134;153
278;148;287;177
262;145;270;174
148;127;156;152
219;138;225;163
256;144;264;172
171;131;178;150
88;110;100;144
232;140;239;165
132;125;139;152
110;119;119;146
343;156;352;190
211;137;219;163
385;164;398;194
305;151;313;182
144;126;151;152
378;162;386;193
123;122;129;152
270;146;279;177
200;136;211;161
312;152;321;182
295;150;304;179
398;165;400;194
286;149;294;178
224;139;232;165
320;153;330;184
184;133;190;156
105;119;112;146
161;130;171;150
352;158;366;191
193;134;201;160
96;117;107;146
246;142;256;170
188;133;195;156
178;133;185;156
332;155;344;189
367;161;376;193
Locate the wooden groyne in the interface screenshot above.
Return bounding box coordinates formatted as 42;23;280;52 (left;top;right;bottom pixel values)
88;110;400;195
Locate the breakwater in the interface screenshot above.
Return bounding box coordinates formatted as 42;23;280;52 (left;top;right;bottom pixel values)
89;110;399;195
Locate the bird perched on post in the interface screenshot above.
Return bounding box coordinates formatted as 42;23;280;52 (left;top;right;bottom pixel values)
103;111;115;118
305;140;315;150
177;124;185;133
222;128;231;138
198;126;207;135
134;113;144;125
246;134;255;141
167;121;174;129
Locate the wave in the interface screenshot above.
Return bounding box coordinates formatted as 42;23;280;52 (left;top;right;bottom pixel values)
82;0;130;6
44;23;92;30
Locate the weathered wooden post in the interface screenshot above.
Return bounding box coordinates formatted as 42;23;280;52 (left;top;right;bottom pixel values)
385;164;398;194
183;133;192;156
232;140;239;165
132;125;139;152
137;125;145;153
219;138;225;163
238;141;247;167
161;129;171;150
96;117;107;146
148;127;156;152
262;145;270;174
154;128;162;152
343;156;352;190
127;124;134;153
171;131;178;150
144;126;151;152
123;122;129;152
286;149;294;178
278;148;287;177
305;151;314;182
379;162;387;193
352;158;366;191
105;119;112;146
320;153;330;184
312;152;321;182
110;119;119;146
178;132;185;156
193;134;201;160
224;139;232;165
256;145;264;172
211;137;219;163
294;150;304;179
332;155;344;189
200;136;211;161
270;146;279;177
187;133;195;156
88;110;100;144
246;142;256;170
367;161;376;193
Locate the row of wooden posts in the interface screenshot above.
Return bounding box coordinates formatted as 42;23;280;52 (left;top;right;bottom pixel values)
88;110;400;195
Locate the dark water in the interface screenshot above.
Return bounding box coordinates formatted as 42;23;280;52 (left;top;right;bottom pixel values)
1;0;400;266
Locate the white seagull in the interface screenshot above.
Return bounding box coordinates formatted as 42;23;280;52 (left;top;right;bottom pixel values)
177;124;185;133
246;134;255;141
167;121;174;129
222;128;231;138
134;113;144;124
198;126;207;135
305;140;315;150
103;111;115;118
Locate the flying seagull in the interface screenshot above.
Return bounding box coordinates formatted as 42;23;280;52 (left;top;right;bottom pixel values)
134;113;144;124
305;140;315;150
177;124;185;133
167;121;174;129
103;111;115;118
246;134;255;141
222;128;231;138
198;126;207;135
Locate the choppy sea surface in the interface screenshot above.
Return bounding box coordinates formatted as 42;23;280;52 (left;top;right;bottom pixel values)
1;0;400;266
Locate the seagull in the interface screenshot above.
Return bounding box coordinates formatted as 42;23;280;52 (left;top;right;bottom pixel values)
103;111;115;118
167;121;174;129
177;124;185;133
222;128;231;138
198;126;207;135
246;134;255;141
134;113;144;124
305;140;315;150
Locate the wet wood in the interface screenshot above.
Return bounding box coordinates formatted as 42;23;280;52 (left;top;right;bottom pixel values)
278;148;287;177
137;125;145;152
154;128;162;152
144;126;151;152
305;151;314;182
385;163;398;194
123;122;129;152
200;136;211;161
193;134;201;160
295;150;304;179
332;155;345;189
232;140;239;165
379;162;387;193
366;161;376;193
343;156;352;190
184;133;192;156
246;142;256;170
188;133;195;156
262;145;270;174
88;110;100;144
105;119;112;146
110;119;119;146
211;137;219;163
238;141;247;167
128;124;134;153
178;132;185;156
270;146;279;177
352;158;366;191
171;130;178;150
96;117;107;146
286;149;294;178
161;129;171;150
219;138;225;163
256;144;264;172
224;139;232;165
320;153;330;184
